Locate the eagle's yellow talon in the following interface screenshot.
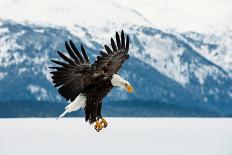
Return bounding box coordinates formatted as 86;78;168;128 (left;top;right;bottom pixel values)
94;120;102;132
100;118;108;128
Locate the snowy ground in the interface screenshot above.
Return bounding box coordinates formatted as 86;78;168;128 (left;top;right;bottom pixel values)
0;118;232;155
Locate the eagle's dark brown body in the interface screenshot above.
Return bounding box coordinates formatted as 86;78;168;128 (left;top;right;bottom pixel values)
50;30;129;124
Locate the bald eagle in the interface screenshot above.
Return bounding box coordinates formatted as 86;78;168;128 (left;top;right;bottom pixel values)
50;30;133;132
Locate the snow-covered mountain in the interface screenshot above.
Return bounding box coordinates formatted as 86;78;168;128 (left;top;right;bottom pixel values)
0;0;231;115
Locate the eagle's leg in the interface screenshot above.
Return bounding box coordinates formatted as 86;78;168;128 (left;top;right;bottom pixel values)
93;102;102;132
97;101;108;128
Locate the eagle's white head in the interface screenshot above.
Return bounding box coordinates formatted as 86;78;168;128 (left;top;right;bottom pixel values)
111;74;133;93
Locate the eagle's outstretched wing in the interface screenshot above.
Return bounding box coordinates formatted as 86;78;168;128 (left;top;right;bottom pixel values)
93;30;130;77
50;40;95;101
50;30;130;101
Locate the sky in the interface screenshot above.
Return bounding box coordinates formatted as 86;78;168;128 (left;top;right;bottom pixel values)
119;0;232;32
0;0;231;33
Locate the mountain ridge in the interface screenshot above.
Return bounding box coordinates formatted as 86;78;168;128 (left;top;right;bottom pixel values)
0;19;231;119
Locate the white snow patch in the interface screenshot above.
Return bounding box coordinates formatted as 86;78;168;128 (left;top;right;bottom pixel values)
27;84;48;101
204;97;208;102
0;33;25;67
228;91;232;98
0;27;9;34
194;67;208;85
18;67;27;75
56;95;62;101
0;118;232;155
33;28;45;33
131;31;189;85
206;33;232;76
33;55;48;64
182;31;232;76
0;72;7;79
193;65;225;85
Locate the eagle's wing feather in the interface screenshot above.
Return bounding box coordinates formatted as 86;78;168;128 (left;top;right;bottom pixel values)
93;30;130;76
50;40;96;101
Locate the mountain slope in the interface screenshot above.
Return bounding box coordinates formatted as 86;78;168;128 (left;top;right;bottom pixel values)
0;20;231;107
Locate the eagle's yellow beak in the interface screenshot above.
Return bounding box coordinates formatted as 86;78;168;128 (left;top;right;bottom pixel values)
125;84;133;93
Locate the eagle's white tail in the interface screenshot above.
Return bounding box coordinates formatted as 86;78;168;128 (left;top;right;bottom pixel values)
57;94;86;119
58;110;68;119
